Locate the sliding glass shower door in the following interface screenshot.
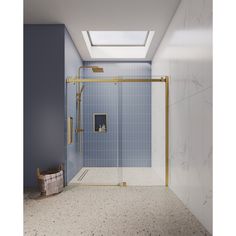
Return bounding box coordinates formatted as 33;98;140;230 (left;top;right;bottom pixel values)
67;75;166;186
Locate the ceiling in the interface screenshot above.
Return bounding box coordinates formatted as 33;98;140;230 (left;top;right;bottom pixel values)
24;0;180;61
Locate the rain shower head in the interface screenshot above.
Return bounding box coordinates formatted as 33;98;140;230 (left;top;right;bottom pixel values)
79;66;104;74
91;66;104;73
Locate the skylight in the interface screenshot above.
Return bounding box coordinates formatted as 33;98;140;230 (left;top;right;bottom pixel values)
82;31;155;59
88;31;149;46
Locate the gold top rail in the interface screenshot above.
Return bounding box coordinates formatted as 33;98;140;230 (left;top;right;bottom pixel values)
66;77;168;83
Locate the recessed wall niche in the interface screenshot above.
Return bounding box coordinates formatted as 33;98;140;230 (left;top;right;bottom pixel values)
93;113;107;133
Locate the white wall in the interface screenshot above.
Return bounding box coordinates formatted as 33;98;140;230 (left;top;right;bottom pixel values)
151;82;165;185
152;0;212;233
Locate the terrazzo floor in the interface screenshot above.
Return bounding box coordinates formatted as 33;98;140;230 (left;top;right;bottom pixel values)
24;185;211;236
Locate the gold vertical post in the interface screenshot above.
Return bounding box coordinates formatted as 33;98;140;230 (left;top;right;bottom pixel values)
75;67;81;133
67;117;73;144
165;76;169;187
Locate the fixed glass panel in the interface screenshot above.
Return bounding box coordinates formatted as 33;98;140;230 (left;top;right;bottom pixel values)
88;31;149;46
81;80;121;185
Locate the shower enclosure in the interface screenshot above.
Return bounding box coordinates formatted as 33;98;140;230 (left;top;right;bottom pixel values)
67;74;169;187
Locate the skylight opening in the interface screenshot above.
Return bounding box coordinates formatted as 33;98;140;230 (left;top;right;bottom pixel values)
88;31;149;46
82;30;155;59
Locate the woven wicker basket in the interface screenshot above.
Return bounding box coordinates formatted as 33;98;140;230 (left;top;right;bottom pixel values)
36;165;64;196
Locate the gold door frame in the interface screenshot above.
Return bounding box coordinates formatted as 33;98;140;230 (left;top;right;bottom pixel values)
66;76;170;187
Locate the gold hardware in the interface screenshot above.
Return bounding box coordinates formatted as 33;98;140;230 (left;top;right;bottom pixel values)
80;85;85;93
67;117;73;144
119;182;127;187
66;75;170;187
75;128;84;133
66;77;165;83
165;76;169;187
79;65;104;73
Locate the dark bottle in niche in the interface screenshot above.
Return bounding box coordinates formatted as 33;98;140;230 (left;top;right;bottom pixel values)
94;113;107;132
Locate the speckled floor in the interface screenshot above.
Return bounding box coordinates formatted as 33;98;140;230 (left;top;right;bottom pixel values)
24;185;211;236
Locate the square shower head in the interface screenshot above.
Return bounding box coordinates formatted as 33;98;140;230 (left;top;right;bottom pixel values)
92;67;104;73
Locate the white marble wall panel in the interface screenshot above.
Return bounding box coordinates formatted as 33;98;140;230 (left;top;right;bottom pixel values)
152;0;212;233
151;83;165;184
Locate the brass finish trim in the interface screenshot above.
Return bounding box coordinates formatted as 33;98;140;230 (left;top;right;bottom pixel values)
119;182;127;187
67;77;165;83
75;128;84;133
80;85;85;94
67;117;73;144
165;76;169;187
79;66;104;74
76;85;85;134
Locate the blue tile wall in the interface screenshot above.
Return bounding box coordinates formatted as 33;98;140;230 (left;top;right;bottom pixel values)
83;62;151;167
121;82;151;167
83;82;119;166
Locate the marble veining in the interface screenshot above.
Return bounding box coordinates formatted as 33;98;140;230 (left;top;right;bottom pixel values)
152;0;212;233
24;186;211;236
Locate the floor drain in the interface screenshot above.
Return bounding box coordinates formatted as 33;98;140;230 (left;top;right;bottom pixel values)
78;169;88;182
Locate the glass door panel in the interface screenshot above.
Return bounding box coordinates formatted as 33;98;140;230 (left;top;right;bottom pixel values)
81;81;120;185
